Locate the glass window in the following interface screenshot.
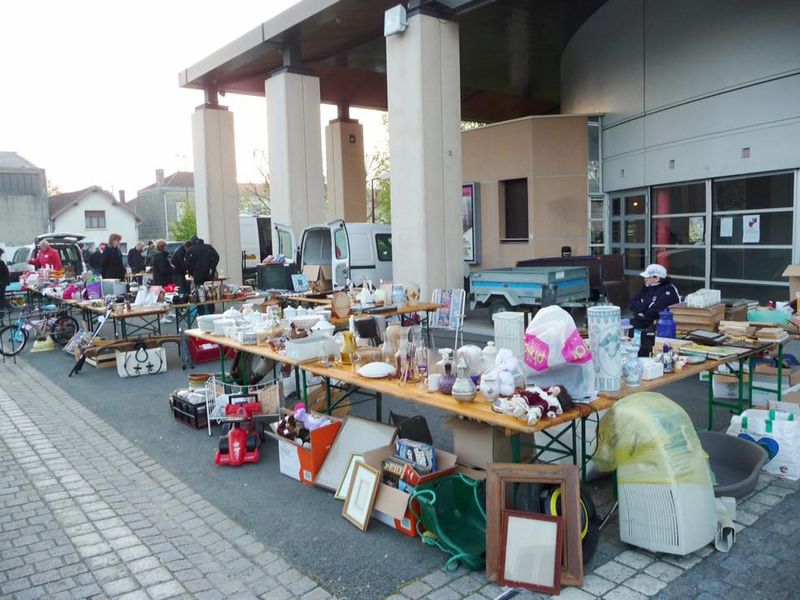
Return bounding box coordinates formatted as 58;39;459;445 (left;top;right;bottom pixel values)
611;197;621;216
625;195;646;215
590;246;605;257
711;213;791;246
624;248;646;271
500;178;529;240
651;183;705;215
278;230;293;257
588;117;600;195
84;210;106;229
713;282;787;305
624;220;646;244
652;248;705;278
712;248;792;281
651;216;706;245
611;222;621;244
590;199;604;220
590;221;604;245
713;173;793;212
375;234;392;262
669;279;705;296
13;247;29;264
334;229;348;259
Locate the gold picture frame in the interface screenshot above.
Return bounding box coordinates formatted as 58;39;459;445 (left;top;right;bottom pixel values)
342;462;380;531
334;452;365;501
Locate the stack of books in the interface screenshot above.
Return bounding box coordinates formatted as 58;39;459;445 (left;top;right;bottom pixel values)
755;327;790;343
718;321;756;338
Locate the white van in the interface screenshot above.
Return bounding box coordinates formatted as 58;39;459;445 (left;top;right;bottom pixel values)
239;215;272;270
274;220;393;288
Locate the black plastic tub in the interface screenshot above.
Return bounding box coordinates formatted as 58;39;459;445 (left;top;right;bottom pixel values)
698;430;768;497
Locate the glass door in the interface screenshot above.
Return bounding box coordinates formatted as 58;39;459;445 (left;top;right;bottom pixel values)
609;189;649;276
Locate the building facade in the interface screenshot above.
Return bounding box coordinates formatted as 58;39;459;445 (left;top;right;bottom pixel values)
128;169;194;243
49;186;140;252
0;152;48;246
562;0;800;303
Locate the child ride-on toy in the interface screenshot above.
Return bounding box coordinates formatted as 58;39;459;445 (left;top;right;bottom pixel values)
215;401;263;466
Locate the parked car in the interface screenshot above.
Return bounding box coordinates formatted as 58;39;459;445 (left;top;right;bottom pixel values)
8;233;85;281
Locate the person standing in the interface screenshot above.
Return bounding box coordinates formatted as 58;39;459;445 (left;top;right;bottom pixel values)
170;240;192;295
144;240;155;268
28;240;63;272
127;242;145;274
150;240;173;286
0;248;9;320
101;233;126;280
628;264;680;330
88;243;105;275
186;236;220;315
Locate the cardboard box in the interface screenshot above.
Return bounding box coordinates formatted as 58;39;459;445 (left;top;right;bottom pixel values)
363;445;458;537
782;264;800;305
444;417;533;469
302;265;332;293
265;412;342;485
712;370;800;406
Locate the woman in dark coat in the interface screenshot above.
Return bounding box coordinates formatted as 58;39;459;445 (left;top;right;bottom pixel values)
100;233;126;280
150;239;173;286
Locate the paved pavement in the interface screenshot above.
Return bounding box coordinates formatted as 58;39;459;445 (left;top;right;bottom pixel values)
2;346;800;599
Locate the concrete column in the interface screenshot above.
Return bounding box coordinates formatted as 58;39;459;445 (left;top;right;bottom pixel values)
191;104;242;285
265;69;326;250
325;119;367;222
386;10;463;299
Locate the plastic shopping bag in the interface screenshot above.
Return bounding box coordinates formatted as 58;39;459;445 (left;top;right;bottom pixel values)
523;306;595;401
727;409;800;480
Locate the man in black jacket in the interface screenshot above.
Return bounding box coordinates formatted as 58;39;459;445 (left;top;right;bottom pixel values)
88;243;105;275
170;240;192;295
186;236;220;315
127;242;145;274
629;264;680;330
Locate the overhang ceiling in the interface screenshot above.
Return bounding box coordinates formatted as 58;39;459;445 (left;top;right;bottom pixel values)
180;0;607;122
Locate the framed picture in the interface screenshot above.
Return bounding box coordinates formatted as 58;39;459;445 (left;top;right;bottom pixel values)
486;464;583;587
291;274;309;293
499;510;564;594
342;462;380;531
334;452;365;501
462;182;481;264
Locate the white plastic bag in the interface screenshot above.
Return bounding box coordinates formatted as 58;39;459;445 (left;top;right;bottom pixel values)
727;409;800;480
522;306;595;401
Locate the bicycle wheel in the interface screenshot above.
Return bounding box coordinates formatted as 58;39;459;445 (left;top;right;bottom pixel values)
0;325;29;356
51;315;79;345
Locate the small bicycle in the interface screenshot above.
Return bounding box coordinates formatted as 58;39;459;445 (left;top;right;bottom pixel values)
0;304;79;357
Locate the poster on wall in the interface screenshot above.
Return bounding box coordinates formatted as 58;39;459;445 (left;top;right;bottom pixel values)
462;183;481;264
742;214;760;243
688;216;705;243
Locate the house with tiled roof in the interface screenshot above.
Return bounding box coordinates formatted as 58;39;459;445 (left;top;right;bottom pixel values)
0;152;48;245
127;169;194;242
49;186;140;252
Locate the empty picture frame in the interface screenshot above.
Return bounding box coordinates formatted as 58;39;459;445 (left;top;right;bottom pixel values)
486;463;583;587
334;452;365;500
314;416;396;490
499;510;564;594
342;462;380;531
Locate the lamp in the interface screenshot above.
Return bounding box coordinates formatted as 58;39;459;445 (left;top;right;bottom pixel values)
369;171;390;223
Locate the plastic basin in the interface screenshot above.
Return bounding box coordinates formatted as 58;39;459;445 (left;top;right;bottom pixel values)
697;431;768;497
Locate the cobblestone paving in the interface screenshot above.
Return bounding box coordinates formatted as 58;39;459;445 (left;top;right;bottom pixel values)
0;360;333;600
2;357;799;600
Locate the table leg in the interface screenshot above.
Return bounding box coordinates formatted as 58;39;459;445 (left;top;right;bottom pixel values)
580;416;588;482
571;420;578;467
737;357;745;414
707;367;714;431
376;392;382;422
117;318;123;339
293;367;301;402
777;343;784;402
511;435;521;463
325;377;332;414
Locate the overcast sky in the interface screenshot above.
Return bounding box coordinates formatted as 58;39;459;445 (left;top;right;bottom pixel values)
0;0;385;198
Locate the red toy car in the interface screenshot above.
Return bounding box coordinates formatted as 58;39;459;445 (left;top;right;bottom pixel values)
215;401;263;466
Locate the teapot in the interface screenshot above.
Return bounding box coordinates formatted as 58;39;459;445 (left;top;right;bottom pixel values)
478;372;499;401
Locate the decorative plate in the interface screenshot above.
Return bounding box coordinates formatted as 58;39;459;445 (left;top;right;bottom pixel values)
357;362;396;379
684;354;706;364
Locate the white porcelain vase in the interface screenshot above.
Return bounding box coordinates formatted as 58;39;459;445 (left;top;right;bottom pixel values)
587;305;622;392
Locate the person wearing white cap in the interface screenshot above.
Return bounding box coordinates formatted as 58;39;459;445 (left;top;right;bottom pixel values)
628;263;680;330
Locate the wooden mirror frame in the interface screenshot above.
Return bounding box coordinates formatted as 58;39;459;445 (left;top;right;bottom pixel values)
486;463;584;587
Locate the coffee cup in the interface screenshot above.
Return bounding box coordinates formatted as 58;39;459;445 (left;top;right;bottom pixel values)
427;373;442;392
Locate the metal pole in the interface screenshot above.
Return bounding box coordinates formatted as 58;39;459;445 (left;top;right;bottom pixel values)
164;191;169;240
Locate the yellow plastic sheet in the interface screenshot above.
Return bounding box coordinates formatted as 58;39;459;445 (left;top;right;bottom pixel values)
595;392;713;486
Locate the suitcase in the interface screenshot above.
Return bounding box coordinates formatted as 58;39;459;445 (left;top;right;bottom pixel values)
187;336;234;364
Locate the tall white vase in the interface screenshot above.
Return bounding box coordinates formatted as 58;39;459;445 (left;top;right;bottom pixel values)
587;305;622;392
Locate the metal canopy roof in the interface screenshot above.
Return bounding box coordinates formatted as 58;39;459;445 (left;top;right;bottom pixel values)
179;0;607;122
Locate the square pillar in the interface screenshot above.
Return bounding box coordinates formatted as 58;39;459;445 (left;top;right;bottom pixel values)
386;10;463;299
191;104;242;285
325;119;367;222
266;69;326;250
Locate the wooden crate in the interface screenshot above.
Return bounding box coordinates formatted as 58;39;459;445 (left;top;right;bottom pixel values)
670;303;725;331
85;353;117;369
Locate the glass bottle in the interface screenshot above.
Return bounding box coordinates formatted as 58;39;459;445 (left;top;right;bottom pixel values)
438;349;456;395
340;331;356;366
